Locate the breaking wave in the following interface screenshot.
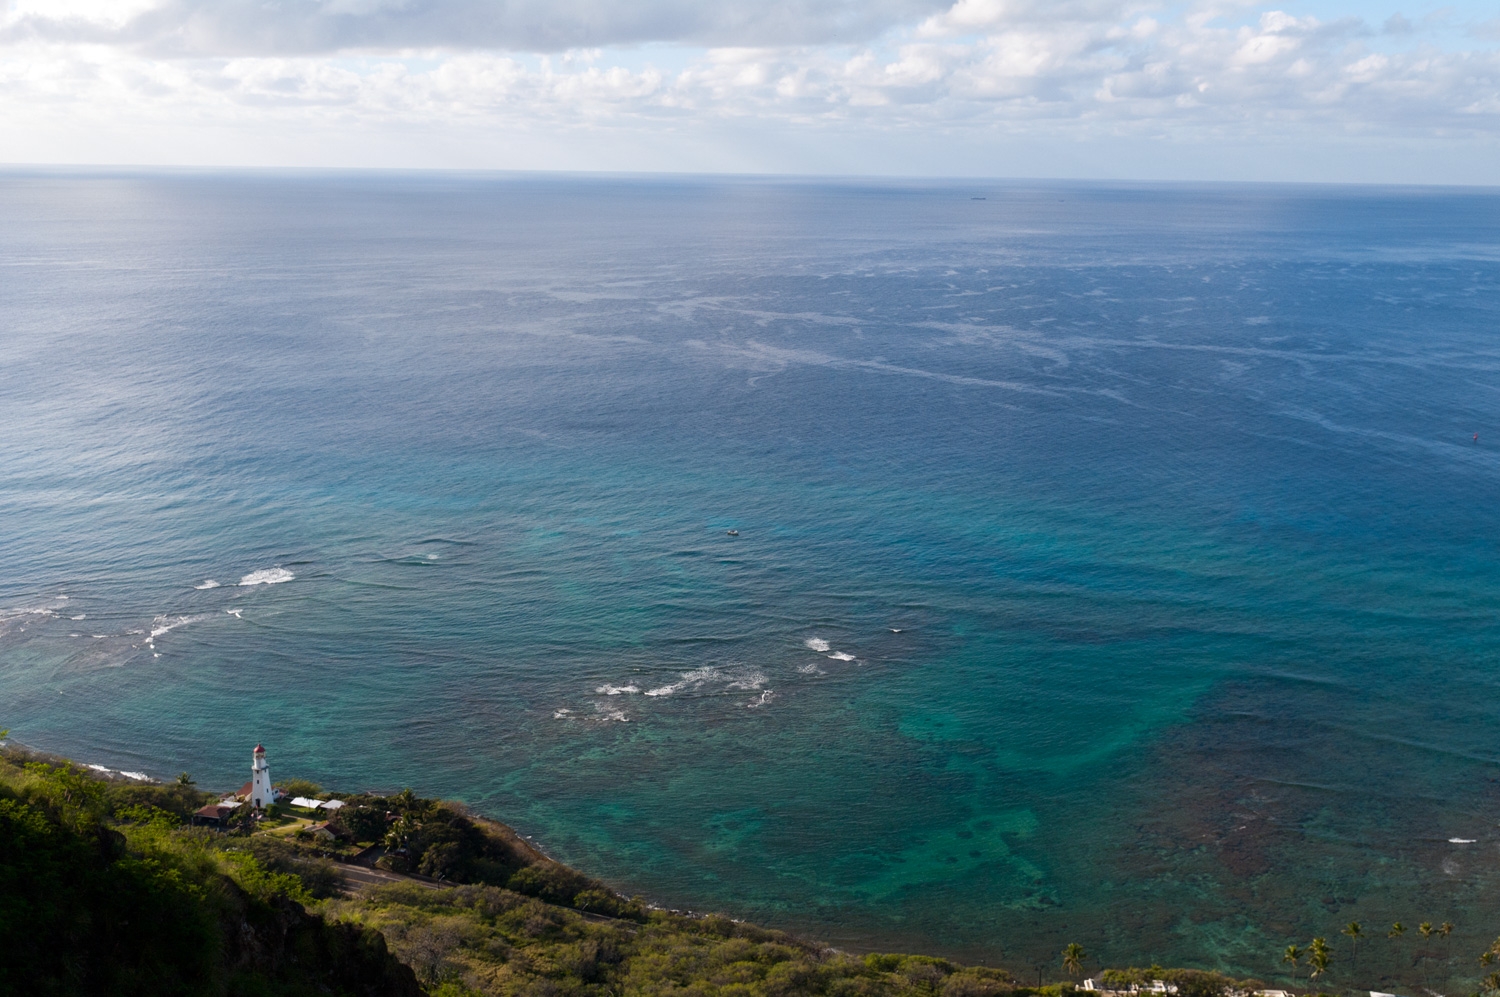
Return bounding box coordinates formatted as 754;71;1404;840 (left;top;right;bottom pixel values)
646;665;767;697
239;568;294;586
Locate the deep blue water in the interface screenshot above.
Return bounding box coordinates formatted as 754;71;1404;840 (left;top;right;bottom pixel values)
4;170;1500;983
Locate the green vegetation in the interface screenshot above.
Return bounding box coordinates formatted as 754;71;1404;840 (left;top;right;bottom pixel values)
0;745;419;996
1096;968;1259;997
329;883;1026;997
1279;944;1301;985
10;738;1500;997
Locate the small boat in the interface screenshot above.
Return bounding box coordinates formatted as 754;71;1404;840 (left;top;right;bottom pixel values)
726;530;739;536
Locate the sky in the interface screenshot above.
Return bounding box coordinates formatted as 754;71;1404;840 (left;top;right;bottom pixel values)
1;0;1499;182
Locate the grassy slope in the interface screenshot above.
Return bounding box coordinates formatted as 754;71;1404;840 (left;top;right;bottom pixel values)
0;747;419;996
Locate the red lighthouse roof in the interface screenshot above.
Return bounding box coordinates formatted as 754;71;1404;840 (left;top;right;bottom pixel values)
253;744;265;753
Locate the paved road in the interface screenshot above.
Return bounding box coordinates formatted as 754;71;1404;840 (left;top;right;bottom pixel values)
339;862;451;893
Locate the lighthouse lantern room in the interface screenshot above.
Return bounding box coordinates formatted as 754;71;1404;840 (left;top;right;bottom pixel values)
250;743;274;809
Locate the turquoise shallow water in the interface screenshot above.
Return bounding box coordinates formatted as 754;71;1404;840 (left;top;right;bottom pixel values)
4;171;1500;984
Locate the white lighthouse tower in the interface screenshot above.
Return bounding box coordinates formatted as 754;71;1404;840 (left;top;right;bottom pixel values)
250;743;274;809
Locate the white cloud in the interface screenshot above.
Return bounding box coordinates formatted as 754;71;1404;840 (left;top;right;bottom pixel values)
0;0;950;53
0;0;1498;179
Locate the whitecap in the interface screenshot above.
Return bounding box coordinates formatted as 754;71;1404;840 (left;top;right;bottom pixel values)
239;568;294;586
596;684;640;696
553;708;573;718
1450;837;1476;844
826;652;857;662
797;663;825;675
70;614;85;620
194;580;221;589
725;669;768;691
149;614;201;640
226;608;242;618
645;665;720;697
427;554;439;560
120;771;151;782
747;690;775;708
804;638;831;652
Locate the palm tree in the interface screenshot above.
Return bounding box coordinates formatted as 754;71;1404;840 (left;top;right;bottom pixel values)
1344;921;1365;976
1062;943;1087;979
1418;923;1434;983
176;771;194;785
1283;944;1303;985
1481;936;1500;971
1390;923;1406;975
1309;938;1331;983
1442;922;1455;978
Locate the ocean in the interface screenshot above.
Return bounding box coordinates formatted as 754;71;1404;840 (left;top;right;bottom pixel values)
3;170;1500;983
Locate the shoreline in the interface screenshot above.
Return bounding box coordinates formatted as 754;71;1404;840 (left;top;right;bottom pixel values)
3;736;1485;997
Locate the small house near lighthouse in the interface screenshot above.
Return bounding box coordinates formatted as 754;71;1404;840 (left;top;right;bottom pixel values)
249;743;274;809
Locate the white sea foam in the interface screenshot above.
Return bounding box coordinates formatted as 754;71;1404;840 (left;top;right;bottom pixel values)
1450;837;1476;844
70;614;85;620
553;708;573;718
226;608;243;617
120;771;150;782
143;613;208;648
804;638;831;652
747;690;775;708
826;651;857;662
240;568;294;586
596;684;640;695
87;763;112;774
726;669;768;691
0;603;63;637
797;663;825;675
646;665;766;697
646;665;720;697
427;553;439;560
195;580;221;589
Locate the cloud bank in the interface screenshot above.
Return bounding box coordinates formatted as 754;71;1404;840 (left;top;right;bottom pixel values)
2;0;951;53
1;0;1498;180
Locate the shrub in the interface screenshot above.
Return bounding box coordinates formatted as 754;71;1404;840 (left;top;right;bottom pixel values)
505;863;592;906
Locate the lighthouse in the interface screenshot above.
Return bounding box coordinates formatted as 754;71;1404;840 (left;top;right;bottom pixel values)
250;743;274;809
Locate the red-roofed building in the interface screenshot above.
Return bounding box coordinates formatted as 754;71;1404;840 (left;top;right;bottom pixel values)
191;801;242;828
